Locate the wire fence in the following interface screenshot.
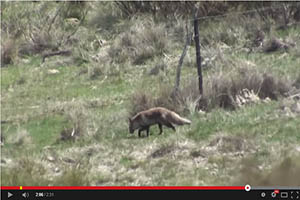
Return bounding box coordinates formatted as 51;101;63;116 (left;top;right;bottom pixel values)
189;4;288;22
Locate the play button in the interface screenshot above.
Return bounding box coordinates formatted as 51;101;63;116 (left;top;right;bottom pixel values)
8;192;13;198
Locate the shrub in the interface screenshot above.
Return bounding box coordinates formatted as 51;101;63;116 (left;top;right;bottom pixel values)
235;156;300;186
128;90;155;117
201;68;291;110
1;157;48;186
129;67;292;117
108;17;170;65
1;39;17;66
19;31;55;56
128;84;197;118
52;166;90;186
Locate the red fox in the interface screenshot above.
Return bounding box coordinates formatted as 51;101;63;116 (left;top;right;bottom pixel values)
128;107;191;137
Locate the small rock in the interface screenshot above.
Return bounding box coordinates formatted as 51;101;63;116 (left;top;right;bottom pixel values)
22;59;30;64
65;18;80;25
291;102;300;113
263;97;271;103
54;167;60;173
86;148;95;157
62;157;76;164
47;156;55;162
198;109;206;114
47;69;60;75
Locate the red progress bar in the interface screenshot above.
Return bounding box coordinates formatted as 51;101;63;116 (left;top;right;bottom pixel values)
1;186;245;190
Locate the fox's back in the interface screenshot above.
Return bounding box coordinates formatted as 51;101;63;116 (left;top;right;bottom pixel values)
129;107;191;134
136;107;165;123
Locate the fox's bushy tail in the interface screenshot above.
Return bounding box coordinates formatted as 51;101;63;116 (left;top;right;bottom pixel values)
168;112;191;125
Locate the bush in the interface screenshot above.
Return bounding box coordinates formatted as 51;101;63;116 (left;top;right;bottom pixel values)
19;31;55;56
236;156;300;186
108;17;170;65
198;68;291;110
129;67;292;117
88;2;121;39
1;39;17;66
128;84;197;118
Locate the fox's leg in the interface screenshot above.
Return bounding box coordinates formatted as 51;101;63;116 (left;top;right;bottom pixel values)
158;123;163;135
138;126;149;137
164;122;176;132
146;126;150;137
138;129;142;137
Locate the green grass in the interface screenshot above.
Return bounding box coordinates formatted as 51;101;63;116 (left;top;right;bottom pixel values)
188;101;300;142
25;115;70;147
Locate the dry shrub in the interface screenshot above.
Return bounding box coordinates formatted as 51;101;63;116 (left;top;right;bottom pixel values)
1;39;17;66
59;127;77;142
108;17;170;65
50;100;89;142
236;156;300;186
263;38;290;53
201;68;292;110
52;166;90;186
293;73;300;89
2;157;47;186
209;135;250;153
128;88;176;117
150;144;176;158
129;67;292;116
200;15;248;47
128;84;197;118
88;64;104;80
19;31;55;56
148;59;167;75
128;90;155;117
8;129;32;146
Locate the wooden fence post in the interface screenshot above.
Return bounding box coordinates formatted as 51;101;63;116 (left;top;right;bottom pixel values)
194;10;203;96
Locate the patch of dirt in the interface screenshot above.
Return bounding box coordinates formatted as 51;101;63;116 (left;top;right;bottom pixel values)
190;149;208;158
263;38;291;53
150;144;176;158
208;135;249;153
279;97;300;117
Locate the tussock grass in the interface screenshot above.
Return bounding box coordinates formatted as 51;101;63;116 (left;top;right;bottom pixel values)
129;66;293;117
235;156;300;186
1;157;48;186
108;17;170;65
7;129;32;146
201;67;292;110
52;167;91;186
1;39;18;66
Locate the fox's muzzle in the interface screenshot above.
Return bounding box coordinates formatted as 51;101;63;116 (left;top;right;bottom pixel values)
129;128;134;134
129;118;134;134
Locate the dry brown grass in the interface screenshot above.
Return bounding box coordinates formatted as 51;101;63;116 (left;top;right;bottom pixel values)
129;67;293;117
236;156;300;186
1;39;17;66
128;84;189;118
198;67;292;110
108;17;170;65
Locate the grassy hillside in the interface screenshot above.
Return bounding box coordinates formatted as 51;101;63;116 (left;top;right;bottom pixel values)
1;2;300;186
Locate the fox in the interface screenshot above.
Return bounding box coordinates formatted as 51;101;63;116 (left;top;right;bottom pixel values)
128;107;191;137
